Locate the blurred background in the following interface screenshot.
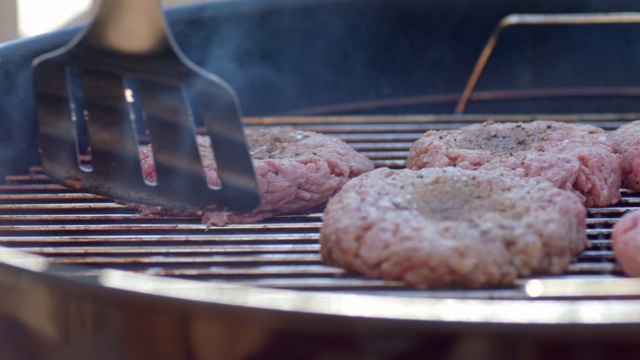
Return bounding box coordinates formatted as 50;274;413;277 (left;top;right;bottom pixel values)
0;0;205;43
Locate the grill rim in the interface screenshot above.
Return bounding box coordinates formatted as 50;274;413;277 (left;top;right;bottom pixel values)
6;247;640;327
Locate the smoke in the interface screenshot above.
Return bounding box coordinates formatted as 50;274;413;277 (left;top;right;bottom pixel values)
166;0;640;117
168;0;476;115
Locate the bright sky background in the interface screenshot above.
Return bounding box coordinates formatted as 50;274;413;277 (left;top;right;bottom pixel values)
17;0;93;37
14;0;204;38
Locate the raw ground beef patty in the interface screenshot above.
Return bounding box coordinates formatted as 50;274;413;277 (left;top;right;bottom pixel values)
612;209;640;277
320;167;588;289
611;120;640;192
133;127;375;226
406;120;622;207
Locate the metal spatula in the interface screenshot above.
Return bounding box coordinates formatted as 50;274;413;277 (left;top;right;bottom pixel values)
32;0;260;212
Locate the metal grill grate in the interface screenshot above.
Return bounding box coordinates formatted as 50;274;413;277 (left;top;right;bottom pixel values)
1;115;639;299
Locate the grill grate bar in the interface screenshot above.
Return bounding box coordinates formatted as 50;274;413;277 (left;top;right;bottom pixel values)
240;278;406;289
0;184;70;191
586;218;620;225
0;193;107;201
16;244;321;255
372;160;406;168
567;262;620;273
47;253;323;265
0;233;321;244
54;264;346;278
578;250;614;260
358;151;409;158
587;229;614;236
0;222;323;233
350;142;415;150
0;214;195;222
589;239;613;246
4;174;56;183
0;203;128;211
243;114;640;125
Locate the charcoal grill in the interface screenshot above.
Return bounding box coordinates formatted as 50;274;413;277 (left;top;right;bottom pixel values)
5;0;640;359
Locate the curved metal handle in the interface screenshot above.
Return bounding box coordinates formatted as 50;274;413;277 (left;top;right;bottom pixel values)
455;12;640;114
84;0;168;54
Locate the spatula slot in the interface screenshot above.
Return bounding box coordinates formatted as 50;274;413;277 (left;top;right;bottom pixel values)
136;78;216;190
122;75;156;186
66;66;92;173
33;60;88;187
80;69;146;188
189;78;256;192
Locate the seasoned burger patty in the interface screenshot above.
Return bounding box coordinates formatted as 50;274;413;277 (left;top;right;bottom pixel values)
406;120;622;207
320;167;588;289
135;127;375;226
611;120;640;192
612;209;640;277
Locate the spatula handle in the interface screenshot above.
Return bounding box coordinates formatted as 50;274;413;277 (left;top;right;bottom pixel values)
84;0;169;54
